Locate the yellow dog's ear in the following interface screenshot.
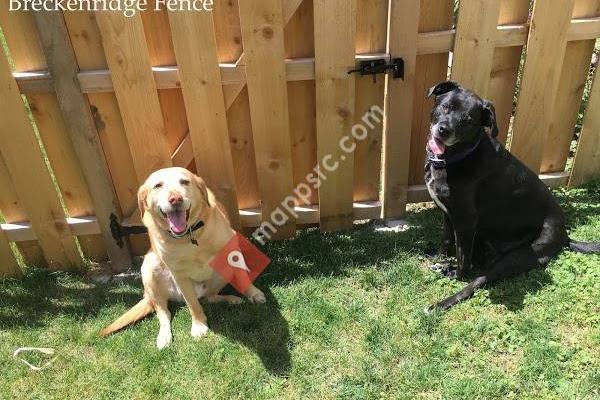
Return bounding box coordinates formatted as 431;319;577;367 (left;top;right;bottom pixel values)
137;184;149;219
193;173;230;222
193;174;212;208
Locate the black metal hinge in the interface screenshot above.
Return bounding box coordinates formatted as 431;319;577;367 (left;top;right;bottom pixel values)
348;56;404;83
110;213;148;248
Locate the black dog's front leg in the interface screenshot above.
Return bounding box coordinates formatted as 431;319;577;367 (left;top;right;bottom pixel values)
449;192;478;279
440;214;455;257
454;228;476;279
430;213;458;278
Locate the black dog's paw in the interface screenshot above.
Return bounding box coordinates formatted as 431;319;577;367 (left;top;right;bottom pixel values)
429;262;457;279
423;303;445;315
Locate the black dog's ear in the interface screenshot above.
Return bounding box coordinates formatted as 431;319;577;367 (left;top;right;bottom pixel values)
482;100;499;138
426;81;460;98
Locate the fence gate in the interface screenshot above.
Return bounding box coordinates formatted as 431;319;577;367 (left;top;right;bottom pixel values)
0;0;599;275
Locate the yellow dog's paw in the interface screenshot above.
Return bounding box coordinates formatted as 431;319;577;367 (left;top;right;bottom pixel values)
156;330;172;349
226;296;244;305
190;322;209;339
246;288;266;304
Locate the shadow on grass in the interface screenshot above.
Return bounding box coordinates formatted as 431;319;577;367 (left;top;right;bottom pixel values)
0;207;442;375
0;269;140;331
203;287;292;376
256;207;443;288
487;269;553;311
555;180;600;229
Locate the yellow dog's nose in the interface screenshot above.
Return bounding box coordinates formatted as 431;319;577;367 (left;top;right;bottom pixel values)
168;192;183;205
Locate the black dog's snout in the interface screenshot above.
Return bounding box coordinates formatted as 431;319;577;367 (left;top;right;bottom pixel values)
437;125;450;137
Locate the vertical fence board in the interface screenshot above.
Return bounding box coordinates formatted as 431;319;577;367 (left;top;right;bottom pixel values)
214;2;260;211
353;0;387;202
0;231;19;277
0;7;106;261
0;51;82;270
0;154;45;266
239;0;296;237
510;0;576;172
28;95;106;261
214;0;244;62
95;12;172;183
542;0;600;173
227;0;305;209
284;0;305;21
314;0;357;231
488;0;531;145
168;10;241;228
33;11;133;269
140;3;190;160
451;0;501;96
286;0;318;206
227;88;261;209
63;12;140;222
63;12;145;260
381;0;420;218
570;67;600;186
214;0;245;119
409;0;454;185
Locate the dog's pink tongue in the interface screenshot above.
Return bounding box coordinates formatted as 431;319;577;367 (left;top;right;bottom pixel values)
428;137;446;155
166;210;187;234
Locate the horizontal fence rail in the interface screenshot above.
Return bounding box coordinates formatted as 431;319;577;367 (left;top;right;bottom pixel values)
14;18;600;94
0;0;599;276
0;171;572;240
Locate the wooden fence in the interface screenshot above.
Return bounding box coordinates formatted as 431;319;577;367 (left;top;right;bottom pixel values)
0;0;599;276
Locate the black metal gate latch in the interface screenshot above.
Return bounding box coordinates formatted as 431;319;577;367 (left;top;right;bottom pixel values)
348;56;404;83
110;213;148;248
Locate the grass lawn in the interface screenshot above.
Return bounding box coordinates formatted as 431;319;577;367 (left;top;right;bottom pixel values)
1;183;599;400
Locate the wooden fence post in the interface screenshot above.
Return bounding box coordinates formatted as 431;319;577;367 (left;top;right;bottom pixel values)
353;0;388;204
0;50;82;270
313;0;357;231
381;0;420;219
33;11;132;271
570;66;600;187
239;0;296;238
510;0;576;172
63;12;145;255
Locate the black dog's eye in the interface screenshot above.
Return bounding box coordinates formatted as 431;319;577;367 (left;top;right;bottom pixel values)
441;104;450;112
153;182;163;189
180;179;190;186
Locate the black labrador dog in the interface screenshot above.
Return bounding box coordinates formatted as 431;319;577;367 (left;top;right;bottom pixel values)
425;81;599;311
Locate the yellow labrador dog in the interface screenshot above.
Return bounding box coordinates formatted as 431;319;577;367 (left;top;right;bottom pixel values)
101;167;265;349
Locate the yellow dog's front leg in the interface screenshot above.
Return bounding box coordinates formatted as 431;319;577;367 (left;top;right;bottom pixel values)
172;273;209;338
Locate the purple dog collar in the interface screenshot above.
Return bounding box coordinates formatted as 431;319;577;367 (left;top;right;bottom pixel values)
427;135;483;169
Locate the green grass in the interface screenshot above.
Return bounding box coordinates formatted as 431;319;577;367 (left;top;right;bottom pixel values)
1;183;599;400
